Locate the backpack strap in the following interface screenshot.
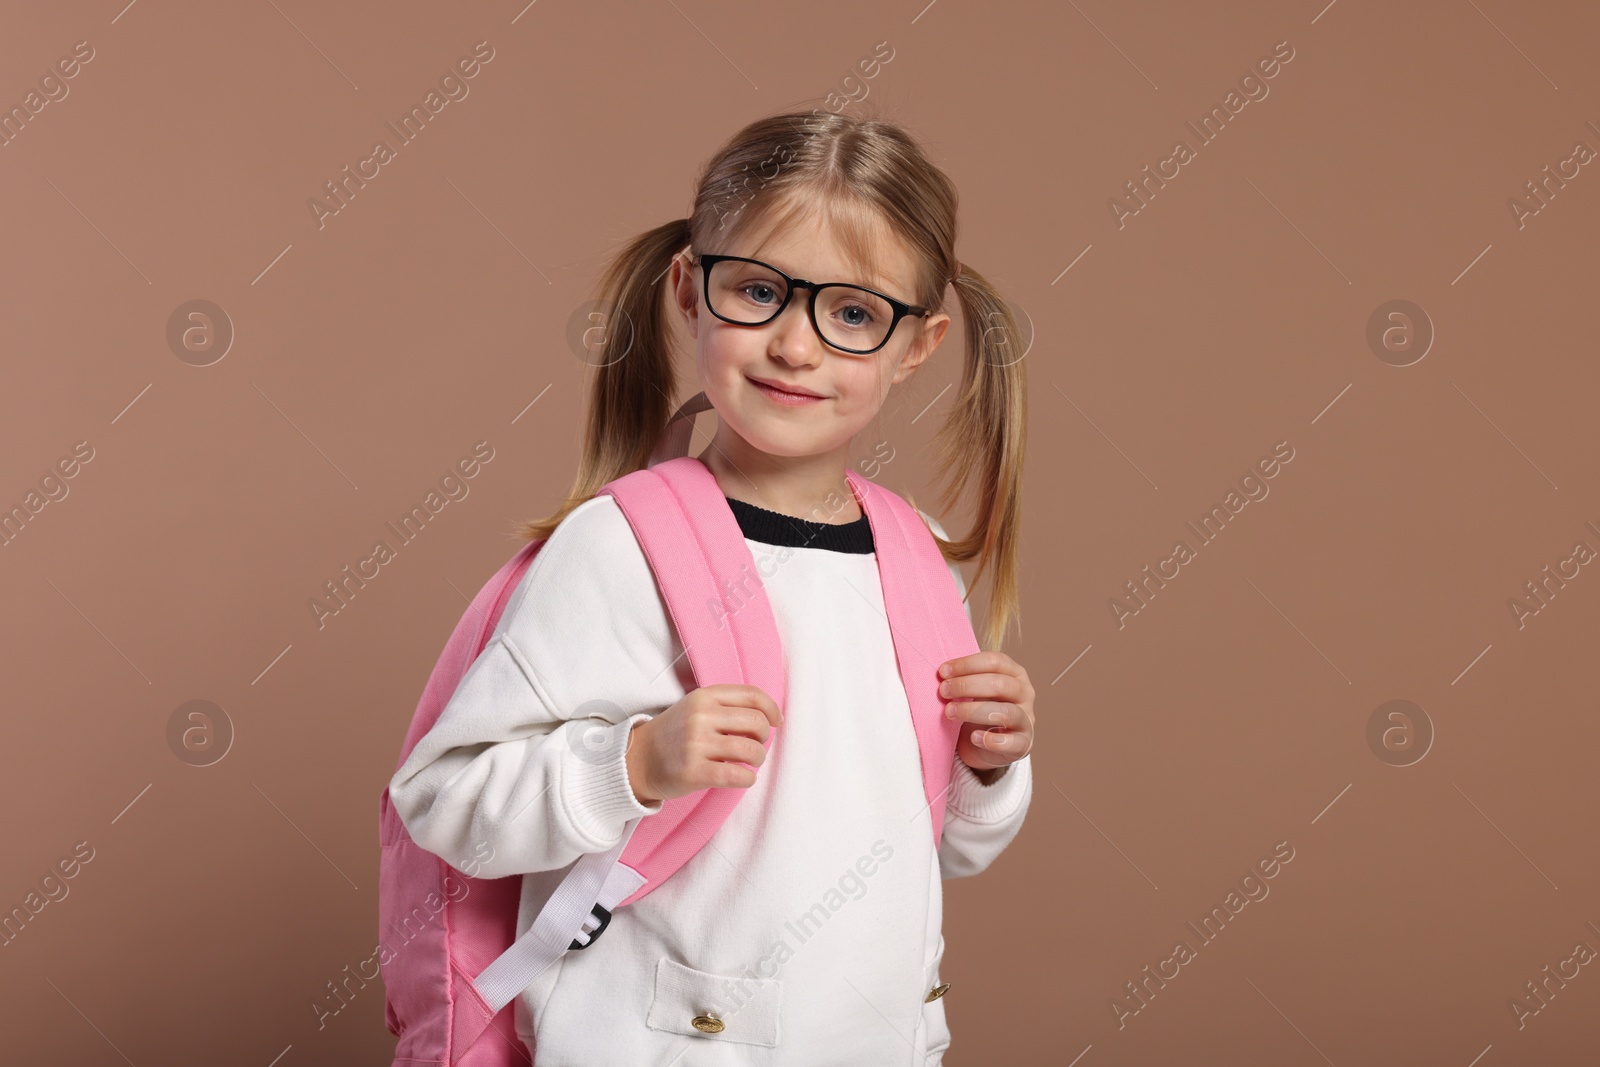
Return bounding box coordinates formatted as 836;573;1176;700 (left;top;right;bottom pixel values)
472;455;787;1013
844;467;980;847
602;455;790;895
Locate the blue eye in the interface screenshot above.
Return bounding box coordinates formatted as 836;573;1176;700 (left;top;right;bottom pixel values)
739;283;781;306
837;304;876;327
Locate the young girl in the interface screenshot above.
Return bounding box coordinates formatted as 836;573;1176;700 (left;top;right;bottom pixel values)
389;108;1035;1065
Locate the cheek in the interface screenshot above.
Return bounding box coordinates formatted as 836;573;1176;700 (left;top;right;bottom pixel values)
835;361;891;406
696;331;744;385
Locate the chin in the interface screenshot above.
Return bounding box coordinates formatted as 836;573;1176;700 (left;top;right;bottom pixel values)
719;409;833;458
734;424;823;458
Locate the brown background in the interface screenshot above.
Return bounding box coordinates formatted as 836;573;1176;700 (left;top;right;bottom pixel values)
3;0;1598;1064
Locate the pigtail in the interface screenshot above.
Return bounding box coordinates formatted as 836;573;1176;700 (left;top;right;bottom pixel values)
921;262;1027;653
514;218;692;544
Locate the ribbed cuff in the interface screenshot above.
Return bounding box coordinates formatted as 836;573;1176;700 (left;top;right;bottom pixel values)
561;712;664;846
948;754;1032;823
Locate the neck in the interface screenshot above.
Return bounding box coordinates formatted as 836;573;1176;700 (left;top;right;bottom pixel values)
695;427;861;525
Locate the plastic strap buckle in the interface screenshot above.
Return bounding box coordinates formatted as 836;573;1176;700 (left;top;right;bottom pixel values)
567;902;612;950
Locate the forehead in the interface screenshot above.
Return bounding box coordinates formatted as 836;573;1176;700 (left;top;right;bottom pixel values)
723;208;917;297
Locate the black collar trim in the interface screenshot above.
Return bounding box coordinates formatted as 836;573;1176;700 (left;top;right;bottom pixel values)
724;496;875;553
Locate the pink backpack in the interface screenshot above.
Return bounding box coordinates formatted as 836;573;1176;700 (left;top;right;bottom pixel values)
377;412;979;1065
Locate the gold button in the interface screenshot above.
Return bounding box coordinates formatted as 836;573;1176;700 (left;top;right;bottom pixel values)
691;1013;725;1033
925;982;950;1003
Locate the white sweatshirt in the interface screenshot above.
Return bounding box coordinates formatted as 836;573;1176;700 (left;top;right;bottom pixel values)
389;488;1032;1065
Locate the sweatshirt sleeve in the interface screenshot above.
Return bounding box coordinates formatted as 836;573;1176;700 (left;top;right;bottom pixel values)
939;751;1033;879
388;495;691;881
919;511;1034;881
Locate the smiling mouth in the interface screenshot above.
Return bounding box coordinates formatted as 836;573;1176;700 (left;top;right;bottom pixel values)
747;377;828;405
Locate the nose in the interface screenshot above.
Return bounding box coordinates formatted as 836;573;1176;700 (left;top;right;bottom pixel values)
767;291;826;365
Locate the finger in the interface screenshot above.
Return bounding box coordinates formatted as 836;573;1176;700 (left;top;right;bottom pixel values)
704;732;767;768
709;684;785;727
939;651;1022;681
940;672;1026;703
714;705;776;745
945;700;1019;729
970;726;1019;753
972;725;1033;757
704;760;758;791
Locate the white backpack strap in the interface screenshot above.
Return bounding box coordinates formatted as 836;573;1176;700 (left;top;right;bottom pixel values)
471;817;650;1013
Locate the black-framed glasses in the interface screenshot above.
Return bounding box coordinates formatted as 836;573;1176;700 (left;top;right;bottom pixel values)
692;251;932;355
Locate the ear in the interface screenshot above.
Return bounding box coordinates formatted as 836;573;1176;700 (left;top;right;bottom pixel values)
670;248;700;337
889;311;950;386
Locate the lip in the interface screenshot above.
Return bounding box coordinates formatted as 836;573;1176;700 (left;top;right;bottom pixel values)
747;375;829;405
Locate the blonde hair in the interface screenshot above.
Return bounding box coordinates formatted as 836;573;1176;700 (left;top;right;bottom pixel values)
515;108;1027;651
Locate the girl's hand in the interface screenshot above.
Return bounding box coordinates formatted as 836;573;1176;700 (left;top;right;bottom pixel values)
624;685;784;803
939;651;1035;782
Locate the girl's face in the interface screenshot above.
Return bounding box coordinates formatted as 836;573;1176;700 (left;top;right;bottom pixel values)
669;218;951;466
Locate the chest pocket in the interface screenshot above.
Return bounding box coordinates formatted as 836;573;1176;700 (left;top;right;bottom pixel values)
646;956;784;1048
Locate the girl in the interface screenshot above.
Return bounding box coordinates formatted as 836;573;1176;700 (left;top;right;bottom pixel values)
389;108;1036;1065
